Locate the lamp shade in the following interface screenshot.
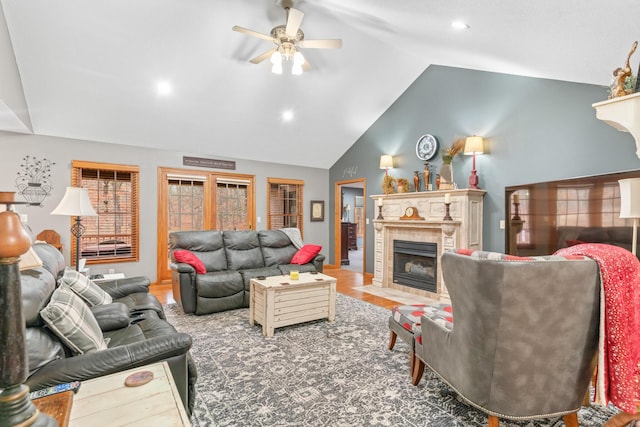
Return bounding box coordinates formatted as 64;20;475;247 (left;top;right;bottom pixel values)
379;155;394;169
51;187;98;217
619;178;640;218
464;136;484;155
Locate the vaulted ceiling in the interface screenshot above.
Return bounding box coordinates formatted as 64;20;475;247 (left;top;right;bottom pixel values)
1;0;639;168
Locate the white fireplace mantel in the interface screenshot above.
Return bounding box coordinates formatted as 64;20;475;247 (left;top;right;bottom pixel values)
593;92;640;159
371;189;485;301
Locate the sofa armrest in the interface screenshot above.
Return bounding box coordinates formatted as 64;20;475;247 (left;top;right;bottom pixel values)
90;303;131;332
312;254;325;273
97;276;151;299
26;333;193;389
171;262;196;274
170;263;197;314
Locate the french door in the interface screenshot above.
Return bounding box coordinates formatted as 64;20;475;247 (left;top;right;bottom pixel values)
157;167;255;283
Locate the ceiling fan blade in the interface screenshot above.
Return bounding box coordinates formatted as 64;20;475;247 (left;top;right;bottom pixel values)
299;39;342;49
285;8;304;38
232;25;274;42
250;48;277;64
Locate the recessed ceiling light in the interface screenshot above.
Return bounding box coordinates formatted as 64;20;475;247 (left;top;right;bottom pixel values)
451;21;470;30
156;80;172;96
282;110;294;122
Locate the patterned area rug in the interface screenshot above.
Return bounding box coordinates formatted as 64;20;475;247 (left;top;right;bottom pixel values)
164;294;620;427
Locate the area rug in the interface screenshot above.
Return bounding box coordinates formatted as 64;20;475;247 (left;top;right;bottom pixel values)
164;295;620;427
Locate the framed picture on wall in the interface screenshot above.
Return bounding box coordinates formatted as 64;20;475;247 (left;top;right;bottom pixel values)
310;200;324;222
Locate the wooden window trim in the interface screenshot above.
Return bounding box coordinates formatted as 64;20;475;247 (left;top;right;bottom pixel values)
267;177;304;237
71;160;140;265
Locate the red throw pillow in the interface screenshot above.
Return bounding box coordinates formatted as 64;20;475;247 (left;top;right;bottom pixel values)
173;250;206;274
291;244;322;265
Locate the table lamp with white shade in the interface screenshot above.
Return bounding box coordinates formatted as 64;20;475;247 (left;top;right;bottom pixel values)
464;136;484;189
51;187;98;271
618;178;640;255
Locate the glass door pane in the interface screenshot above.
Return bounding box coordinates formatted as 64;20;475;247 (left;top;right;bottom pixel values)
168;179;205;233
216;180;250;230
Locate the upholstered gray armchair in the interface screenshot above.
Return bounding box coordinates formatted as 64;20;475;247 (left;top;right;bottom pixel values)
412;251;601;426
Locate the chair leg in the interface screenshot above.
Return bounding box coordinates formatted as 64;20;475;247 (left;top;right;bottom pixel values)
488;415;499;427
563;412;579;427
409;348;415;377
388;330;397;350
411;356;424;386
603;411;640;427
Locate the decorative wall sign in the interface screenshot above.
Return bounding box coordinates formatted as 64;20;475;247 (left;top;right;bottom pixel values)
15;155;55;206
310;200;325;222
183;156;236;170
343;166;358;178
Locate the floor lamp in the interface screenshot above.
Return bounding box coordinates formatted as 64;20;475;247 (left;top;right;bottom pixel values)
618;178;640;255
51;187;98;271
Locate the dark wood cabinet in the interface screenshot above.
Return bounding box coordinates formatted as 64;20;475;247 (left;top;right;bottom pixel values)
341;222;357;265
346;222;357;250
341;222;350;265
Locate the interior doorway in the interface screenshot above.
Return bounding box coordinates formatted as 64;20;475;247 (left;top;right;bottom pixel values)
335;178;366;274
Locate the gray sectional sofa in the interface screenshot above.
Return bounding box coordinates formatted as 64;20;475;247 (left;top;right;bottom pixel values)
169;229;324;315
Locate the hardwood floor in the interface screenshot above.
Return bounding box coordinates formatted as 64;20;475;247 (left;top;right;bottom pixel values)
149;265;402;310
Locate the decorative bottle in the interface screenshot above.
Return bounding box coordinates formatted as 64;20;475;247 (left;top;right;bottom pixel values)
423;163;430;191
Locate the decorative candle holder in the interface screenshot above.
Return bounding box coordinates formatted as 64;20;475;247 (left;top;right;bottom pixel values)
443;202;453;221
512;201;521;221
377;205;384;220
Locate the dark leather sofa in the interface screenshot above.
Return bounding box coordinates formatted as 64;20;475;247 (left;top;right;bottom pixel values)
170;229;325;315
22;243;197;415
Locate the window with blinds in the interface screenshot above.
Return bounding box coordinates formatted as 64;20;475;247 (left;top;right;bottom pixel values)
216;177;251;231
167;175;205;234
267;178;303;236
71;160;139;264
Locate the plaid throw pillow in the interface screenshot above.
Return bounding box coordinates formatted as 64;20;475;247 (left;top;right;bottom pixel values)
59;267;113;306
40;286;108;354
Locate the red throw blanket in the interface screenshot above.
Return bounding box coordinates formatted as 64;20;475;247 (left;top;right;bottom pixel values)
555;243;640;414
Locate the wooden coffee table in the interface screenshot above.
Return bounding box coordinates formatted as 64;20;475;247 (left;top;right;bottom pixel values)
249;272;337;336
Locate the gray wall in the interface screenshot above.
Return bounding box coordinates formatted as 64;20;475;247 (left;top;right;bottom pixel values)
1;132;330;281
329;65;640;272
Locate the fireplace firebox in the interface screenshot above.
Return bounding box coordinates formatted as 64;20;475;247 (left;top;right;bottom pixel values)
393;240;437;293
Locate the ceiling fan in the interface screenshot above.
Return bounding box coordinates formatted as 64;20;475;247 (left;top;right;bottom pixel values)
232;0;342;74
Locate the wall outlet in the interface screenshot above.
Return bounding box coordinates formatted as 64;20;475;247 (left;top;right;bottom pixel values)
366;218;369;224
499;220;505;230
257;216;261;223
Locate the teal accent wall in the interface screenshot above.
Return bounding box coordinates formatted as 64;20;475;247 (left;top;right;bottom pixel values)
329;65;640;271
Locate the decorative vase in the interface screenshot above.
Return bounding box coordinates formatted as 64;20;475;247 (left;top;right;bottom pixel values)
423;163;430;191
413;171;420;192
439;162;454;190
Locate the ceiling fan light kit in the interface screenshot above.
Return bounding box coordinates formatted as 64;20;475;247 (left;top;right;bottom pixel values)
232;0;342;75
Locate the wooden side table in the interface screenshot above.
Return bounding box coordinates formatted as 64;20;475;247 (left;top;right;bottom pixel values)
33;391;74;427
69;362;190;426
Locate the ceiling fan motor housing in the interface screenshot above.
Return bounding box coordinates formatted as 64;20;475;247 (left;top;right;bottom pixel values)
271;25;304;45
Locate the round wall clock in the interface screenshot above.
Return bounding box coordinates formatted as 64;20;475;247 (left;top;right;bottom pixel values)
416;134;438;161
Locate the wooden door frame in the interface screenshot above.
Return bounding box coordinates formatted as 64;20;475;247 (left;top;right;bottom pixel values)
334;178;366;273
157;167;212;284
156;167;255;284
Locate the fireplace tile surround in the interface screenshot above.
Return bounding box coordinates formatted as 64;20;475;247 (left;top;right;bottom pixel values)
372;189;485;301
